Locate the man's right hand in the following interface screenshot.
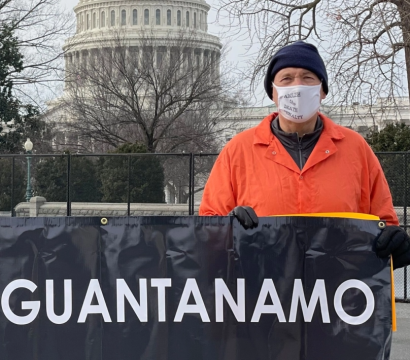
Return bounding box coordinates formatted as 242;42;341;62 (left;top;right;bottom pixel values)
229;206;259;229
375;225;410;269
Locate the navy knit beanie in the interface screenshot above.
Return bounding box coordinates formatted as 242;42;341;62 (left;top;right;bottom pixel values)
264;41;328;99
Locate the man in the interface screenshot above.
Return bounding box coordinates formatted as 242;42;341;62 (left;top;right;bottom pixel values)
199;41;410;269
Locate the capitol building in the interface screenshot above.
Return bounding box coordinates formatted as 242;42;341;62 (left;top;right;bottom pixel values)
41;0;410;208
63;0;221;75
219;97;410;143
47;0;410;151
47;0;224;152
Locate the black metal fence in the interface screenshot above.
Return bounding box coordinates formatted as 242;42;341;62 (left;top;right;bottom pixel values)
376;152;409;302
0;153;222;217
0;152;408;301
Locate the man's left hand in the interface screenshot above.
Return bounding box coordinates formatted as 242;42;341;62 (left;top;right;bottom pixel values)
375;225;410;269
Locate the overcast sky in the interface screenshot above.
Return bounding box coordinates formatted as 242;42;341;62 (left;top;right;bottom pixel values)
61;0;269;106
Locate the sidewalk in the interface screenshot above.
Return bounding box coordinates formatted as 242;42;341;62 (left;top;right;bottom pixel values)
391;303;410;360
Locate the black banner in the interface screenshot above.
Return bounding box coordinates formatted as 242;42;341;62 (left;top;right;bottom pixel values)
0;216;391;360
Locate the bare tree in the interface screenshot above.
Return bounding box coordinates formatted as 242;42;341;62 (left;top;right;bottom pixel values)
0;0;74;108
217;0;410;107
54;29;241;203
61;29;239;153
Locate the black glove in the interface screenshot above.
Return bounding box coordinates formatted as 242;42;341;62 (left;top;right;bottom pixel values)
375;225;410;269
229;206;259;230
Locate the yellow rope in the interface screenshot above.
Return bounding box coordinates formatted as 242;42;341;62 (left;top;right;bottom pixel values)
270;212;380;220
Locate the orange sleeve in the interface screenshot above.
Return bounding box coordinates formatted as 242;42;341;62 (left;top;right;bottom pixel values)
199;150;236;216
368;156;399;226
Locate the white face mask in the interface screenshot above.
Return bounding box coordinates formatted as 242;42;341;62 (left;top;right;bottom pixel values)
272;83;322;123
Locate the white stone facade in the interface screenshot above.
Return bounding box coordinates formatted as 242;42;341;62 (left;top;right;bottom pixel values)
73;0;210;32
323;97;410;131
63;0;221;74
217;97;410;146
15;197;198;216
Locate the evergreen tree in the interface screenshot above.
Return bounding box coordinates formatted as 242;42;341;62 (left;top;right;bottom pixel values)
0;158;25;211
34;154;101;202
366;123;410;206
366;123;410;152
99;143;165;203
0;24;50;154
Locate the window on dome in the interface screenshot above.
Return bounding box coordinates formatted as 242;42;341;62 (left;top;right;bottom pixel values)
101;11;105;27
133;10;138;25
186;11;189;27
93;13;96;28
87;14;90;29
121;10;126;25
111;10;115;26
177;10;181;26
144;9;149;25
200;13;202;30
167;10;171;25
156;9;160;25
194;13;196;28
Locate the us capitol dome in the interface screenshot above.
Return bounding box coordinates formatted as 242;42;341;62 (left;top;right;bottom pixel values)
63;0;222;75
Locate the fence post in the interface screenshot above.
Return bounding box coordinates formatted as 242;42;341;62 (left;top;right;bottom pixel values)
192;154;195;215
404;152;408;301
189;153;194;215
127;155;131;216
11;157;15;217
66;154;71;216
404;153;408;229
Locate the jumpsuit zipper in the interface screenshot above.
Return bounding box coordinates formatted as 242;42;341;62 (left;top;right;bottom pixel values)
298;137;303;170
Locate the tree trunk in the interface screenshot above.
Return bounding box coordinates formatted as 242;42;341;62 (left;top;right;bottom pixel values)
398;1;410;102
147;135;155;153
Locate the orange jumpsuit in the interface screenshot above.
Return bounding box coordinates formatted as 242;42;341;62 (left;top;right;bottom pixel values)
199;113;399;226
